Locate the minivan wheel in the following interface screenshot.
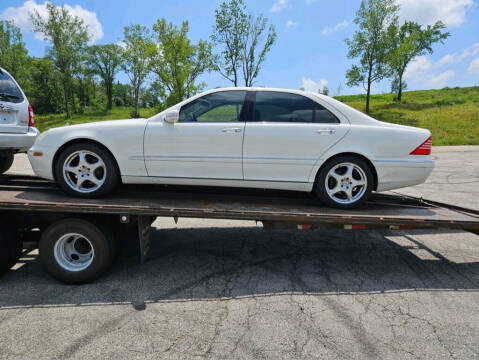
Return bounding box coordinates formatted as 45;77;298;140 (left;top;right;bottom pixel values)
39;218;115;284
0;153;14;174
55;142;120;198
315;155;373;209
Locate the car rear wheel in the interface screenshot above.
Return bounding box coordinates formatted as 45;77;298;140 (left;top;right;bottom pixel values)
55;142;120;198
39;218;116;284
315;155;373;209
0;153;14;174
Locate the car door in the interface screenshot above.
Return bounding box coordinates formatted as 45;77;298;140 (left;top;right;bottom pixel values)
243;91;350;183
144;90;247;180
0;70;29;134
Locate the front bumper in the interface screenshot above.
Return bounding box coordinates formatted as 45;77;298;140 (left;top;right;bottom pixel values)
28;143;56;180
0;127;39;153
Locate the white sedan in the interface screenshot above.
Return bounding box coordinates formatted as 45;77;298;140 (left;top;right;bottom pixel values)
28;88;434;208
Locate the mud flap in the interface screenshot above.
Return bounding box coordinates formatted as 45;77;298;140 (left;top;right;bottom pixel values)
138;215;155;263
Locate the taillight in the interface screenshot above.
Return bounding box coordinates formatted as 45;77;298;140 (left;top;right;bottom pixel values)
28;104;35;127
410;136;432;155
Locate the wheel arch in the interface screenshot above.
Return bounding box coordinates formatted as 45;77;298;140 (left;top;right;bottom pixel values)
52;138;122;183
314;152;378;191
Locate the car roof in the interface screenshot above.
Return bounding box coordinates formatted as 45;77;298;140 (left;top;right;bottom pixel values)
203;86;320;97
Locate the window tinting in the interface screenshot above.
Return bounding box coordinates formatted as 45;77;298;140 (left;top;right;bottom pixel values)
253;91;339;124
179;90;247;123
0;71;24;103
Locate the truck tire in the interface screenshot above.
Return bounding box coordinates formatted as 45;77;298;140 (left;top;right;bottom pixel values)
0;153;14;174
39;218;116;284
0;225;22;275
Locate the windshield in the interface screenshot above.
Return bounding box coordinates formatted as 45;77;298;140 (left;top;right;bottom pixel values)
0;70;24;103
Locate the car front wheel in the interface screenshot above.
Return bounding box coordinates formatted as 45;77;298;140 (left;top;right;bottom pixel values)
315;155;373;209
55;142;120;198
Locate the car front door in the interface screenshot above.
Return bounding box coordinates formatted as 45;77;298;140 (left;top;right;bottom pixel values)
144;90;247;180
243;91;350;183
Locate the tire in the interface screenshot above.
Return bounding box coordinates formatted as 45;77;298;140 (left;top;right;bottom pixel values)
0;153;14;174
315;155;374;209
55;142;120;198
0;225;22;275
39;218;116;284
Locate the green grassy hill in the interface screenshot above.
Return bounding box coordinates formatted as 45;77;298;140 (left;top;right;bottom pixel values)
36;87;479;146
335;86;479;145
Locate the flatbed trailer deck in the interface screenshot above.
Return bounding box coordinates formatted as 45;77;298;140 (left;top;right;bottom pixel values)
1;174;478;283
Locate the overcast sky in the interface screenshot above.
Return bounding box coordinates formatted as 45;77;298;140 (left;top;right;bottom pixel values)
1;0;478;95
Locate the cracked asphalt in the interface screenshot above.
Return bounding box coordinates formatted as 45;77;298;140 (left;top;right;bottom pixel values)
1;146;479;359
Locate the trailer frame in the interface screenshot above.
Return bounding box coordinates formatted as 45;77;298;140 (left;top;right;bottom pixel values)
1;174;478;282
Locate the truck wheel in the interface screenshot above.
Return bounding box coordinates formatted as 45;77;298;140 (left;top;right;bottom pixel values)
55;142;120;198
39;218;115;284
315;155;374;209
0;225;22;275
0;153;14;174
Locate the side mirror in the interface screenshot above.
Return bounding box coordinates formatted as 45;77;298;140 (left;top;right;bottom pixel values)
164;109;179;124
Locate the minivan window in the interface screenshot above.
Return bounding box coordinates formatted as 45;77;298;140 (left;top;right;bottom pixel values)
0;71;24;103
179;90;247;123
253;91;339;124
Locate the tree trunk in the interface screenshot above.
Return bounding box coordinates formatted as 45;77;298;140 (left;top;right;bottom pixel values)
366;78;371;114
106;82;113;110
397;74;403;102
62;79;71;119
70;81;77;114
134;86;139;118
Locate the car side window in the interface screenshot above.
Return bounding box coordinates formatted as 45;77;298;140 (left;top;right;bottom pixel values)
179;90;247;123
253;91;339;124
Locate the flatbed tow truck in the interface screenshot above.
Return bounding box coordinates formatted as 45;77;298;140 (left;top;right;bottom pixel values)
1;174;478;284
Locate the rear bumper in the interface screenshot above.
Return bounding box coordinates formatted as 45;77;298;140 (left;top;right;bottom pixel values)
374;158;435;192
0;127;39;153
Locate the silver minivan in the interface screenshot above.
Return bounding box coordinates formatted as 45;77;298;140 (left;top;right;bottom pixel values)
0;67;39;174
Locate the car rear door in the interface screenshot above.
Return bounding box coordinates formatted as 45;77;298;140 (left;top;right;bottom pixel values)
0;70;28;134
243;90;350;183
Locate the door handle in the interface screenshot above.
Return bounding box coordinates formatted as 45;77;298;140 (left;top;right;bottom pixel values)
222;127;242;133
316;129;336;135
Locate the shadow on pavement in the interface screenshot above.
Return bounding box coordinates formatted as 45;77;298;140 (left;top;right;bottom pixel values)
1;227;478;310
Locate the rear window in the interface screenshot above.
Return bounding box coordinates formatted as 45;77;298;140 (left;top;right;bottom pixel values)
253;91;339;123
0;71;24;103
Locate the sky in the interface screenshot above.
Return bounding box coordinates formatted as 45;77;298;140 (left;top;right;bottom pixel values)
1;0;478;96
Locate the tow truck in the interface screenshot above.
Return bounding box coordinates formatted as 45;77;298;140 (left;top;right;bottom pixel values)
1;174;478;284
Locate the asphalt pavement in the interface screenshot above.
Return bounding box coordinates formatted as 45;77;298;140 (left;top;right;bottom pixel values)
1;147;478;359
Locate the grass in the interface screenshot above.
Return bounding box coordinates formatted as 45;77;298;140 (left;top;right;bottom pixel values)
35;107;158;133
335;86;479;146
35;87;479;146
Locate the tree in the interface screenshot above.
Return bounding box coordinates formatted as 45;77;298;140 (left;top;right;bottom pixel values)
388;20;449;101
31;3;90;118
151;19;215;107
25;57;63;114
121;24;155;118
241;14;277;87
87;44;123;110
321;86;329;96
345;0;398;113
0;20;29;85
211;0;248;86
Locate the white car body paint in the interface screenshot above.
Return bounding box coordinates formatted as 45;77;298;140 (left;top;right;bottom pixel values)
28;87;434;193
